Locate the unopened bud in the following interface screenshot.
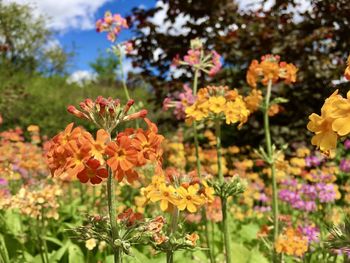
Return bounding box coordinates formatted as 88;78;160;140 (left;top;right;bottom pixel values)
123;99;135;114
124;109;148;121
67;105;88;119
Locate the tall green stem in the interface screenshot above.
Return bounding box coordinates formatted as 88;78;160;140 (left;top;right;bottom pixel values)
166;208;179;263
192;68;201;176
263;80;279;261
107;166;121;263
118;54;130;101
215;120;232;263
191;68;215;263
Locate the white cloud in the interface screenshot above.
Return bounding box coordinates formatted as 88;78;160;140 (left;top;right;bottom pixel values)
146;1;207;36
67;70;97;87
4;0;112;31
123;58;142;76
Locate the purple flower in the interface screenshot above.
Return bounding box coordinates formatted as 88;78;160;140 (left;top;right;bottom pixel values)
305;155;322;167
299;224;320;244
0;178;7;186
340;159;350;173
344;139;350;150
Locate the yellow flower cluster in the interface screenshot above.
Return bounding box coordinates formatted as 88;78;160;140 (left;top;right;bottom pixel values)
246;54;298;88
307;90;350;155
185;86;250;127
142;173;214;213
275;227;308;257
0;183;62;220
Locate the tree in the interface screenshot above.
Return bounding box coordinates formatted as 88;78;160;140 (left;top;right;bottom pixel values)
129;0;350;145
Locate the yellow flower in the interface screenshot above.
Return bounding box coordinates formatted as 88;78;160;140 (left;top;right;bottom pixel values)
149;184;178;211
329;91;350;136
296;147;310;157
224;97;250;127
85;238;97;251
275;228;308;257
208;96;226;114
177;185;204;213
185;101;209;121
307;90;341;153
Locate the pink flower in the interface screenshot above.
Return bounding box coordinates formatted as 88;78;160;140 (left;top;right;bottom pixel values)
209;50;222;76
184;49;201;66
123;41;134;54
96;12;128;42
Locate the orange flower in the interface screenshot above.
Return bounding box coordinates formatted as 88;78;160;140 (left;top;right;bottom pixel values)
185;233;199;246
77;159;108;184
105;135;139;182
65;139;92;178
83;129;109;164
246;55;297;88
118;208;143;226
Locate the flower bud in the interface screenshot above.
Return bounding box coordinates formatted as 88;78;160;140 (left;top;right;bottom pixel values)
67;105;88;119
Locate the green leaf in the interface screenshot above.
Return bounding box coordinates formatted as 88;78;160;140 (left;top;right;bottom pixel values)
4;210;21;236
231;243;251;263
270;97;289;105
68;243;84;263
44;236;64;247
50;240;70;262
0;234;10;263
238;223;259;242
247;248;269;263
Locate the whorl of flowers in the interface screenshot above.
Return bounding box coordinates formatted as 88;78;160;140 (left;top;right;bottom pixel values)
45;97;163;184
142;169;214;213
246;54;298;88
307;89;350;155
163;85;195;120
185;86;250;127
172;38;222;77
275;227;309;257
96;11;128;42
67;96;147;132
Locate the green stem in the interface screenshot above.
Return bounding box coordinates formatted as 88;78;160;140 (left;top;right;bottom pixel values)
204;214;215;263
166;208;179;263
193;122;201;175
215;120;232;263
107;167;121;263
263;80;279;262
191;68;214;263
118;54;130;101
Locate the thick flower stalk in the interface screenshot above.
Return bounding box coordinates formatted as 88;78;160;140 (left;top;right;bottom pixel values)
246;54;298;262
96;11;134;107
169;38;222;263
45;96;163;263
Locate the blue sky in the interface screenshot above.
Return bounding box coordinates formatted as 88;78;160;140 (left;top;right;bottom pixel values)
56;0;156;72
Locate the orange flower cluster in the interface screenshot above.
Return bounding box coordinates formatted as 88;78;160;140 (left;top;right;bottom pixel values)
46;119;163;184
105;118;164;183
246;54;298;88
275;227;308;257
0;127;47;180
